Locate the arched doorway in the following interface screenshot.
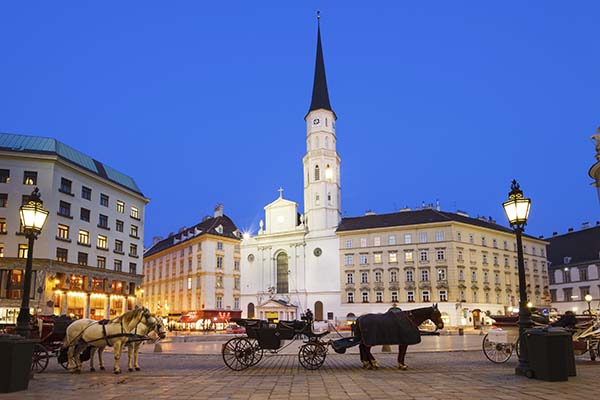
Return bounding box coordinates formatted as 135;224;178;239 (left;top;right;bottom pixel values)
276;252;288;294
314;301;323;321
247;302;255;319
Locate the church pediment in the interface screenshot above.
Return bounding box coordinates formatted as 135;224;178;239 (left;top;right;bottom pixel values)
258;298;297;310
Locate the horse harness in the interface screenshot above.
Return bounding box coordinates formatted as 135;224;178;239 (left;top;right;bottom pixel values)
79;309;154;347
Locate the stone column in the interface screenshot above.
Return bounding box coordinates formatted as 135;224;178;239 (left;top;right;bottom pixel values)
84;293;91;318
60;292;68;316
105;295;111;319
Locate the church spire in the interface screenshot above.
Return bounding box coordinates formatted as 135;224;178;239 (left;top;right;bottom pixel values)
308;12;334;116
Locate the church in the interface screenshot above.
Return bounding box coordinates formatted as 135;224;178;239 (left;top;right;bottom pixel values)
240;18;343;322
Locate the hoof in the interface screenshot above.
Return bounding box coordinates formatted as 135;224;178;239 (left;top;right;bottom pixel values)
114;370;121;375
372;361;379;370
100;366;105;371
398;363;408;370
135;367;141;371
90;368;95;372
128;368;133;372
361;361;370;369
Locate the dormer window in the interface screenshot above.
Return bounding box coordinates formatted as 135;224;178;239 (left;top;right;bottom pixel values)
314;165;320;181
563;256;571;264
216;224;223;234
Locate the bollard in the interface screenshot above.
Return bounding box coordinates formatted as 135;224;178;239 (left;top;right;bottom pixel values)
381;344;391;353
458;327;464;336
153;342;162;353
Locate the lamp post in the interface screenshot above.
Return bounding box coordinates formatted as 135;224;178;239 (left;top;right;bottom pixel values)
502;179;532;376
585;294;593;314
15;188;49;338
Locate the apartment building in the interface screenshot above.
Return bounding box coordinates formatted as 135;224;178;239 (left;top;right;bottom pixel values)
0;132;148;324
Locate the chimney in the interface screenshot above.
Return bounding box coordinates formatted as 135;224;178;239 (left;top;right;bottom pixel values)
214;204;224;218
538;235;544;239
567;227;574;232
552;232;558;236
151;236;163;246
582;221;590;229
436;199;440;211
364;210;376;216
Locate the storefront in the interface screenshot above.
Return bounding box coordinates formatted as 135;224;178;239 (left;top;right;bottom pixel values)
178;310;242;331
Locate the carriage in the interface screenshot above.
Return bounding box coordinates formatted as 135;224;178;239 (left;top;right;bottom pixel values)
30;315;74;373
221;317;331;370
482;314;600;364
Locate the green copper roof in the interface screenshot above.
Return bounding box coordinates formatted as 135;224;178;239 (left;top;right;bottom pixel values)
0;132;143;195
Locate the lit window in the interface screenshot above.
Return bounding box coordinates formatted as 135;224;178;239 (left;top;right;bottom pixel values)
131;206;139;219
187;277;192;290
97;235;107;249
373;253;382;264
57;224;70;240
216;275;223;288
18;244;28;258
405;251;414;262
0;244;4;257
56;248;68;262
24;171;37;185
389;251;398;263
97;256;106;269
130;225;138;237
116;200;125;213
78;229;89;245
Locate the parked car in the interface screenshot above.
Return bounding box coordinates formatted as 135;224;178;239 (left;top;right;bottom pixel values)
226;323;245;334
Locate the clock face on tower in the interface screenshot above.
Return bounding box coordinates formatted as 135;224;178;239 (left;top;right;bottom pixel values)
313;118;320;125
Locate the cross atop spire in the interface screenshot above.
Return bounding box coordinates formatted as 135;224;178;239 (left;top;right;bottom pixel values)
308;12;334;117
278;187;284;198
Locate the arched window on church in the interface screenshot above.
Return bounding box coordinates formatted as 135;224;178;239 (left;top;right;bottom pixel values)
276;252;288;294
325;164;333;180
314;165;320;181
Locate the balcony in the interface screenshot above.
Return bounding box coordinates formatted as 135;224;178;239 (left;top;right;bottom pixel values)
418;281;431;289
436;280;448;289
345;283;355;290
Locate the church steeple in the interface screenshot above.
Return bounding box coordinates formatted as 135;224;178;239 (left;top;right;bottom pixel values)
308;13;334;116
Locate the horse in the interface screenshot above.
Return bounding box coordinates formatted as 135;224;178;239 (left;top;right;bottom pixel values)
89;313;166;372
353;304;444;370
63;307;153;374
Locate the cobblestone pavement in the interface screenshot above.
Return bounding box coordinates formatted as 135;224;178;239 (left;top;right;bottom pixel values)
2;351;599;400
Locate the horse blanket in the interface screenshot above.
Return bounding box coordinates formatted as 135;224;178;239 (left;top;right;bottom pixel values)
357;310;421;346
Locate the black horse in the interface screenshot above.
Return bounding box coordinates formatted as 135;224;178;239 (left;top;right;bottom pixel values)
353;304;444;370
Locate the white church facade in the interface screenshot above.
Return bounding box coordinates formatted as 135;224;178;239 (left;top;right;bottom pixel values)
240;20;343;322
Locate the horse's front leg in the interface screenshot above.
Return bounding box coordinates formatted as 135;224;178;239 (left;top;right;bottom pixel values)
113;341;123;374
67;345;78;372
397;344;408;370
98;347;105;370
133;343;141;371
127;343;134;372
367;345;378;369
89;347;96;372
74;345;84;372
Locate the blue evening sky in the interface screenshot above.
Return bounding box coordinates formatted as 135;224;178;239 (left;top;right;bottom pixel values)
1;2;599;246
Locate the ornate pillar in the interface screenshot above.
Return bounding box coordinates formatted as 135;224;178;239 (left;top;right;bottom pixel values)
84;293;91;318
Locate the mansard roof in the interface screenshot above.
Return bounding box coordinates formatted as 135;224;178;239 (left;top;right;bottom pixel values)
547;225;600;267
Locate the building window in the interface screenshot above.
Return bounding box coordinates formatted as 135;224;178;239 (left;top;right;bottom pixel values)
129;243;138;257
114;260;122;272
388;235;396;245
130;225;138;238
346;273;354;284
81;186;92;200
360;272;368;283
493;239;498;248
217;241;223;250
563;269;571;283
234;298;240;309
362;292;369;303
373;253;382;264
376;291;383;303
375;271;382;282
437;268;446;281
494;272;500;284
419;250;428;261
360;255;368;265
99;193;109;207
216;275;223;289
345;255;354;265
234;260;240;271
458;269;464;281
504;257;509;267
97;256;106;269
457;250;464;262
80;207;90;222
345;239;352;249
550;289;557;302
24;171;37;185
59;201;71;217
97;235;107;249
0;217;6;233
389;251;398;263
436;249;445;260
216;256;223;269
407;291;415;302
422;290;430;302
482;254;488;264
56;248;68;262
18;244;28;258
457;232;462;241
77;252;88;266
472;291;478;302
579;267;588;281
419;232;427;243
549;271;555;285
116;220;124;232
406;270;414;282
234;277;240;289
391;291;398;302
471;270;477;282
390;270;398;282
503;240;508;250
436;231;444;241
0;169;9;183
57;224;69;240
563;287;572;301
405;251;413;262
98;214;108;229
483;271;489;283
347;292;354;303
373;236;381;246
116;200;125;213
493;255;499;266
0;194;7;208
129;263;137;274
404;234;412;244
421;269;430;281
469;234;474;244
360;238;367;247
481;237;486;246
131;206;139;219
215;296;223;309
314;165;320;181
115;239;123;253
439;290;448;302
78;229;89;245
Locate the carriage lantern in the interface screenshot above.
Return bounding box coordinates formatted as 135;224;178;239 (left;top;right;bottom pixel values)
16;188;49;338
502;180;533;377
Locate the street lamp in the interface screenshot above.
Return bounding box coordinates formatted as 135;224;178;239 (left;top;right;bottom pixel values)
16;188;49;338
502;179;532;376
585;294;593;314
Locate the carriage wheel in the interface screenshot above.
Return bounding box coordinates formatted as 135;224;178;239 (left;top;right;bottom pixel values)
31;344;50;373
298;342;327;370
222;338;254;371
247;338;263;366
482;333;513;364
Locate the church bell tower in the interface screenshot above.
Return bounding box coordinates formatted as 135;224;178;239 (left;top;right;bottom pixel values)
303;15;341;232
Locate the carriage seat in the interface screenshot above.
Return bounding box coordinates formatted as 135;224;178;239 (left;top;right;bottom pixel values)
310;330;330;339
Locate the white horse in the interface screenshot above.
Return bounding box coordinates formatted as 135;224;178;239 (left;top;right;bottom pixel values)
63;307;153;374
90;313;166;372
